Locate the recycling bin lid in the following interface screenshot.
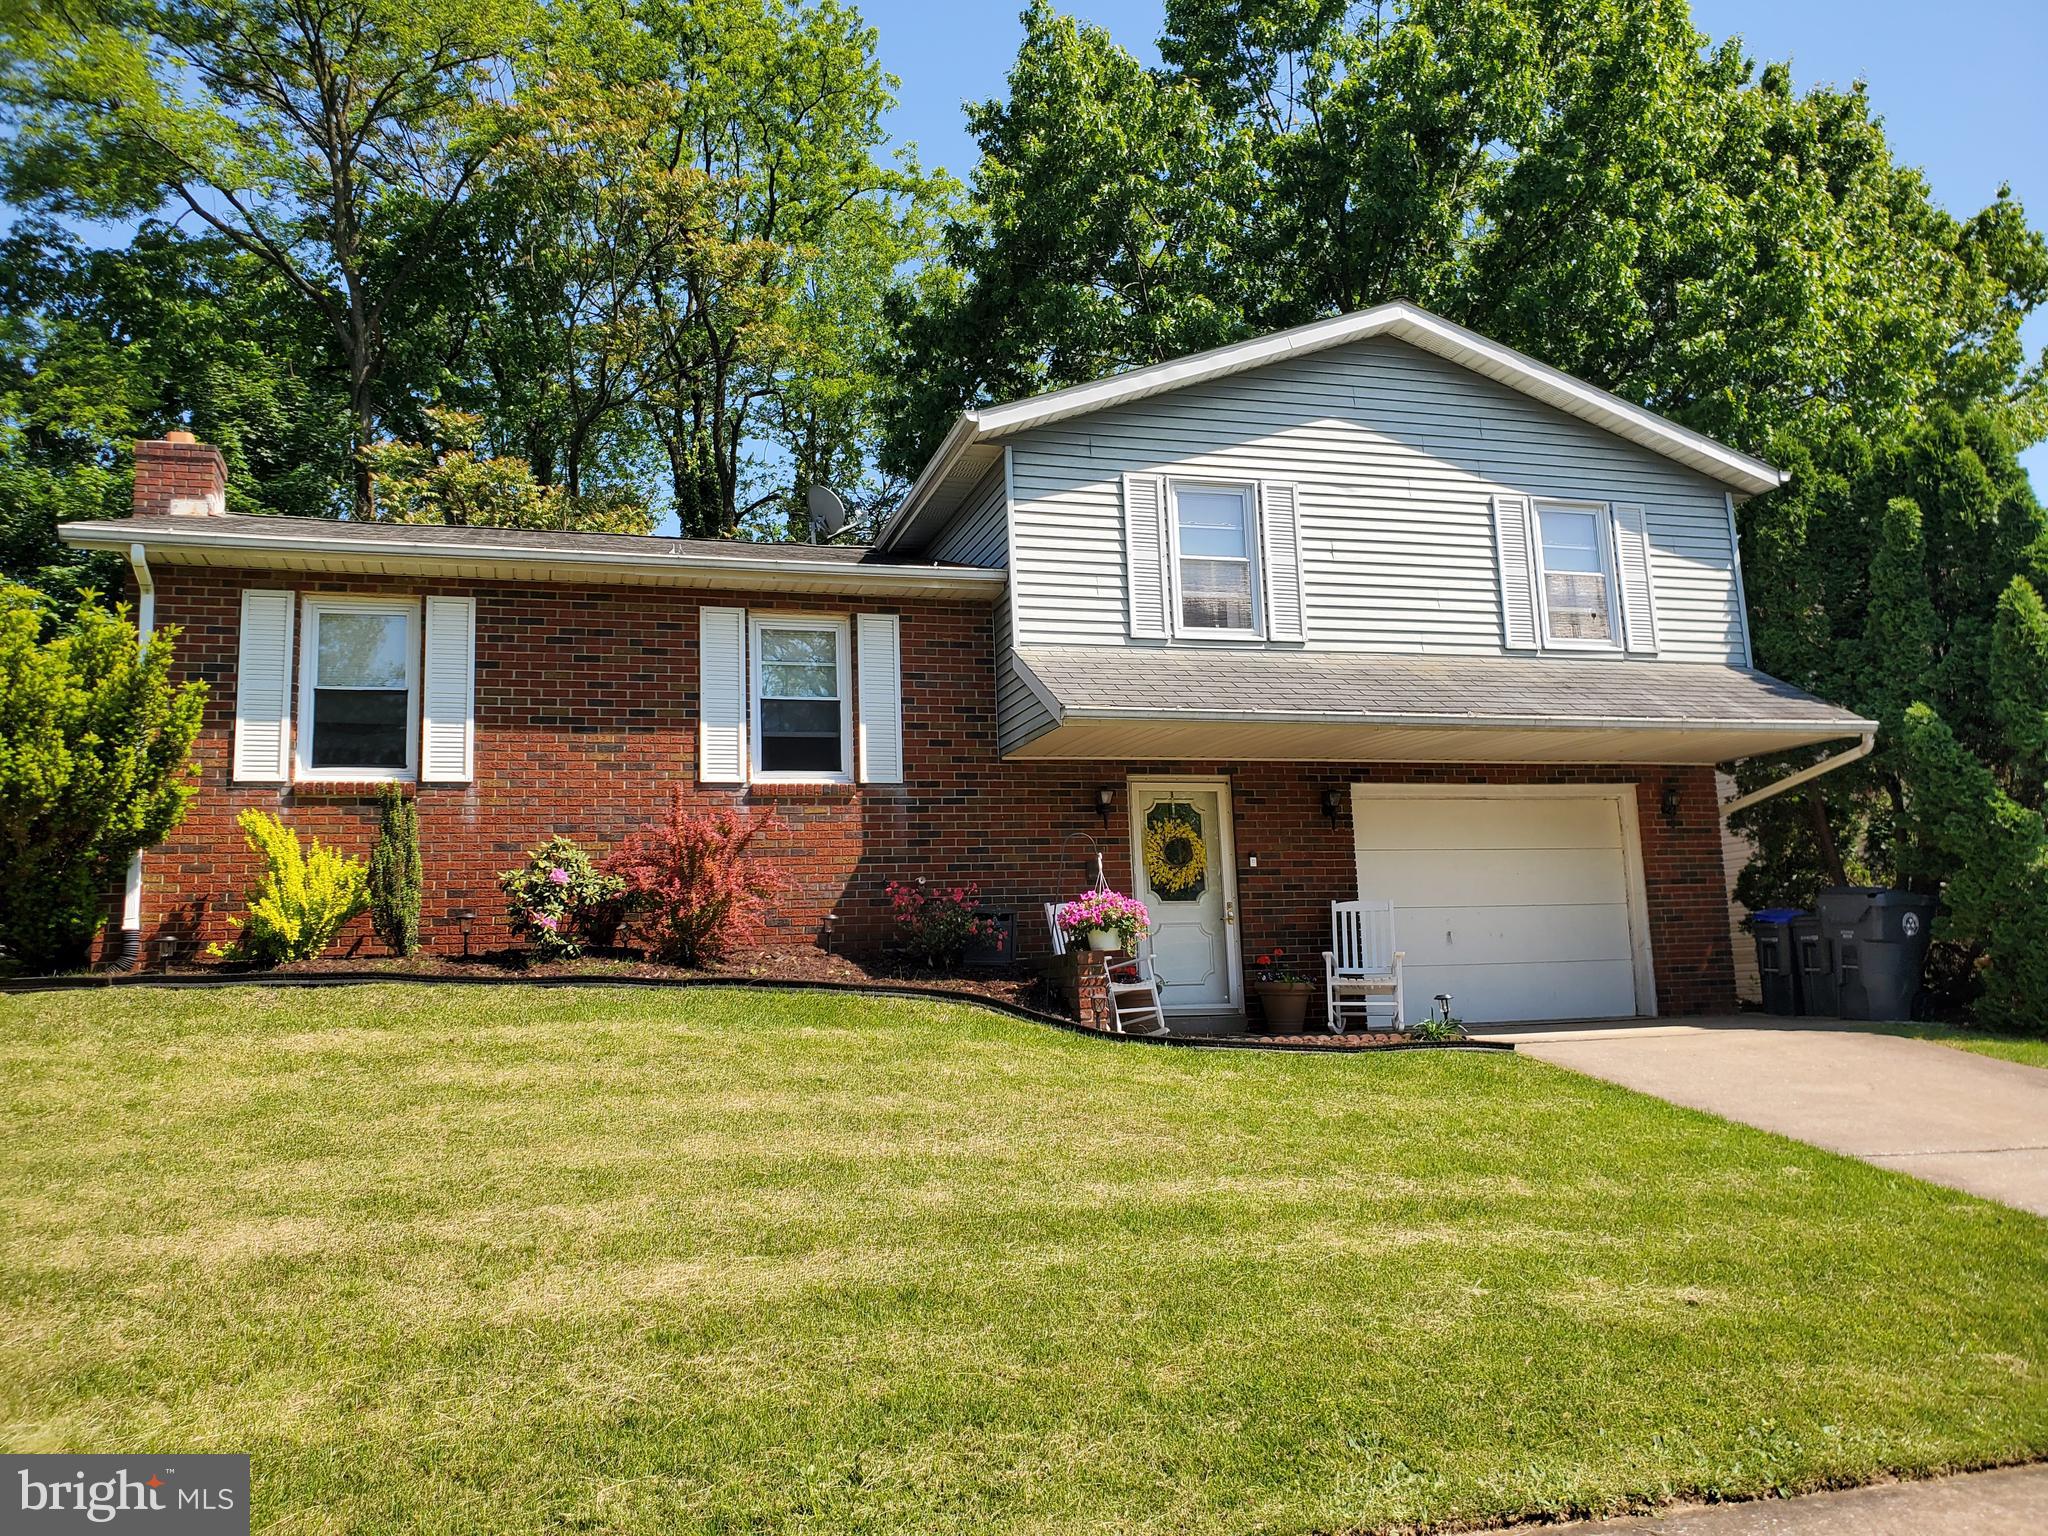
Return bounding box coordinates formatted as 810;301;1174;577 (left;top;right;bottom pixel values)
1751;907;1807;923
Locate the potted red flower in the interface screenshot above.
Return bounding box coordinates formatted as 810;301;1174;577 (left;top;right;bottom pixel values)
1252;949;1316;1032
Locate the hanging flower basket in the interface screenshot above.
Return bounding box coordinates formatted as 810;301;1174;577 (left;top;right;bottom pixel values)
1054;888;1151;953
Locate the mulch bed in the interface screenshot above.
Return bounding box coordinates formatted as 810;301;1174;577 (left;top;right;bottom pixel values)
143;944;1055;1011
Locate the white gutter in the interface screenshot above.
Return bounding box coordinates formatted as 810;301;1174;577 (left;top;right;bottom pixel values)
120;544;153;964
1057;703;1873;735
875;410;982;548
1720;733;1877;817
60;520;1006;593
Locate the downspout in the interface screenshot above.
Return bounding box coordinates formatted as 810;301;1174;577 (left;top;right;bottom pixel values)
1719;733;1876;818
116;542;153;970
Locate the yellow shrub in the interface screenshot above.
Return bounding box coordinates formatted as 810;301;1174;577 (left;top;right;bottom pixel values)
220;809;369;965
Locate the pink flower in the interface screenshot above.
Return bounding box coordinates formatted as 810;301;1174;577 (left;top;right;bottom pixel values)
547;867;571;886
535;913;560;932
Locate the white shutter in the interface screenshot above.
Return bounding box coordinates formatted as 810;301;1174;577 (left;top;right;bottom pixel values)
1122;473;1169;639
856;612;904;784
698;605;747;783
232;589;294;781
420;595;476;782
1610;502;1660;655
1491;494;1540;651
1259;481;1307;642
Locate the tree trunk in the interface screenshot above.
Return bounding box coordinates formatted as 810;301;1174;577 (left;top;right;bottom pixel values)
1806;786;1848;888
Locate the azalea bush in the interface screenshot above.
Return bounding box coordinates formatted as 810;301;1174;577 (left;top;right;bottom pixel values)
1054;888;1150;950
216;809;368;965
603;792;787;966
887;879;995;970
498;836;623;961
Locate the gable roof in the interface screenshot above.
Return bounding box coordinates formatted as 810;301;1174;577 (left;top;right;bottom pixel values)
877;301;1787;551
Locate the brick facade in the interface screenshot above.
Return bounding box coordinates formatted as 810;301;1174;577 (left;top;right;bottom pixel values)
127;566;1736;1018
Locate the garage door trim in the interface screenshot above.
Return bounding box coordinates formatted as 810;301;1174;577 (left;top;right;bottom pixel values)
1348;782;1658;1020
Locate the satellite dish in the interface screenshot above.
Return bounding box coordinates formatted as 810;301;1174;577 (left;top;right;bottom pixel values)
806;485;849;541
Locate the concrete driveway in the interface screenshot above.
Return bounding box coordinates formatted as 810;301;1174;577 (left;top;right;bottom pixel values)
1472;1017;2048;1216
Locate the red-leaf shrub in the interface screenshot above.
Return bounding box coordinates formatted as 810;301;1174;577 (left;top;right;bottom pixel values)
601;791;788;966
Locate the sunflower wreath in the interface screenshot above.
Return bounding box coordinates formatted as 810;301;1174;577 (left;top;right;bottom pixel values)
1143;814;1207;895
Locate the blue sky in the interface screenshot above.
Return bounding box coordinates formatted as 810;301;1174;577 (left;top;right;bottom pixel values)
858;0;2048;484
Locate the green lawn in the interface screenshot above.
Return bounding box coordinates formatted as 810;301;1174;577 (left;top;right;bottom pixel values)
3;986;2044;1535
1861;1023;2048;1070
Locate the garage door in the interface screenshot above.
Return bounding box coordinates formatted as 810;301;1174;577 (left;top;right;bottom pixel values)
1351;789;1645;1023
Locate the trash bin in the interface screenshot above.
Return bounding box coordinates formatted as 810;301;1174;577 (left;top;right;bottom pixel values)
1791;915;1838;1017
1815;887;1938;1021
1750;908;1805;1016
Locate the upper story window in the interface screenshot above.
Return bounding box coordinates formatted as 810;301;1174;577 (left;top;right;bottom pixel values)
1170;481;1261;636
751;616;851;781
295;596;418;780
1535;501;1621;648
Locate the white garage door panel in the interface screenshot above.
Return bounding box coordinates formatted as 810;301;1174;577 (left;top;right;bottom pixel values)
1405;959;1640;1024
1350;788;1647;1023
1396;903;1636;967
1353;797;1625;851
1357;847;1628;909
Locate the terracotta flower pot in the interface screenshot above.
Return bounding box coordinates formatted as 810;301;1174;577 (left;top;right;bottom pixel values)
1255;980;1315;1032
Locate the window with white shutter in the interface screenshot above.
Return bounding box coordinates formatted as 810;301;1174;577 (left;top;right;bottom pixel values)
1258;481;1307;642
698;606;748;784
232;588;295;782
420;595;476;782
1609;503;1660;655
1491;494;1540;651
1122;473;1169;639
855;612;903;784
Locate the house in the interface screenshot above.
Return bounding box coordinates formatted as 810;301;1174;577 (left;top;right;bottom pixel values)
61;303;1874;1027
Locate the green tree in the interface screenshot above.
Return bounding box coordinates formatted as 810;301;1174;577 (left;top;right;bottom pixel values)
1;221;353;603
1898;705;2048;1034
0;582;205;972
0;0;543;513
1990;577;2048;808
361;409;652;533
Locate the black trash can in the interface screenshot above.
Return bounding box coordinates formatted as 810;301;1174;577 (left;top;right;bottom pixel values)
1791;915;1838;1017
1816;887;1938;1021
1750;908;1805;1016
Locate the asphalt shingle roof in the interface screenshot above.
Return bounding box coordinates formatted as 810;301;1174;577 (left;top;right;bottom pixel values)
1014;645;1872;729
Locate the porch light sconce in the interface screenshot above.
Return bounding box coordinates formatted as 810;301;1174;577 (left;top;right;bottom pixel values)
451;907;476;959
1661;783;1682;826
1095;786;1116;825
1320;788;1343;823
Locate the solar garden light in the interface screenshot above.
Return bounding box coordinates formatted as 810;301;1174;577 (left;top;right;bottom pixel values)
1433;992;1453;1025
155;934;181;968
451;907;476;958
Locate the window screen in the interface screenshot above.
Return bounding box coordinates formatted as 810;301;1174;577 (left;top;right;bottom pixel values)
757;626;844;774
1538;506;1614;643
1175;486;1258;632
310;608;411;769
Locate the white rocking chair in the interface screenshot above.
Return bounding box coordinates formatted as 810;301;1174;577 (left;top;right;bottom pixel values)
1045;903;1169;1036
1323;899;1406;1034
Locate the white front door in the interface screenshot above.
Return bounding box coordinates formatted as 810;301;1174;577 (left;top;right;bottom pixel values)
1129;778;1241;1013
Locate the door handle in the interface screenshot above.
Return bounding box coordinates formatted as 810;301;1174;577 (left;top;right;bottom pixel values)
1224;899;1236;925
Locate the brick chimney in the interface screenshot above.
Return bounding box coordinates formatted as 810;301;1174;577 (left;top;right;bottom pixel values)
132;431;227;517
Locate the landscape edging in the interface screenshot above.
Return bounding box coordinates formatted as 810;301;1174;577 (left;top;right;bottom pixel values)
0;970;1515;1053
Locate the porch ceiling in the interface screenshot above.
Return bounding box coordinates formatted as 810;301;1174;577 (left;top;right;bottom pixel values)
1006;646;1875;765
